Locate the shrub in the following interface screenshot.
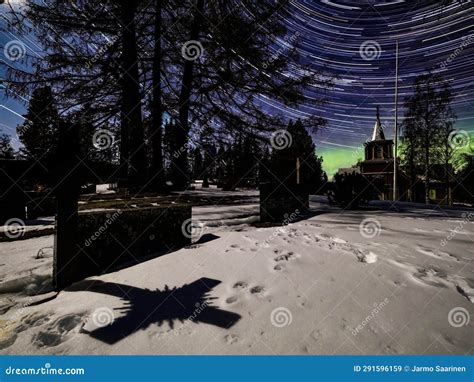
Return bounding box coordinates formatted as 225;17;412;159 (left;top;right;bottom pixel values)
327;172;385;208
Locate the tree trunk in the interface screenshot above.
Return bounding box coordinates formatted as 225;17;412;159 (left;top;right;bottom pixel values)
409;149;415;202
120;0;146;187
445;136;452;205
445;158;450;206
172;0;205;190
149;0;165;190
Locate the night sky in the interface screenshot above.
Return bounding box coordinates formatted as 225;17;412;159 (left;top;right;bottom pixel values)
0;0;473;176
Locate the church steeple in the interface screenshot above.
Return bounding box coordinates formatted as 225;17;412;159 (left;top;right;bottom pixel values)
371;106;385;141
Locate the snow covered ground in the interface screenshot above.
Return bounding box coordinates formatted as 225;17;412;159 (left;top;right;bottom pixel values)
0;194;472;355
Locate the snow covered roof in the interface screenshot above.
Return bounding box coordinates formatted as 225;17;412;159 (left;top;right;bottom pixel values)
337;167;361;175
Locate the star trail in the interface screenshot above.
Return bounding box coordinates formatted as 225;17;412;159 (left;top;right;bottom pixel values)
266;0;473;174
0;0;472;176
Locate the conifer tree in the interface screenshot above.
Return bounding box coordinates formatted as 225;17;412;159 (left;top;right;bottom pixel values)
270;119;324;194
17;86;60;166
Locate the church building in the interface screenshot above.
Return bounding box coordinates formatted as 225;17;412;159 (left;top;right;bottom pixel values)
338;106;453;204
359;106;396;200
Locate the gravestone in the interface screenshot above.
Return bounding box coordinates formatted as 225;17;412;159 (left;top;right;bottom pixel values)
0;160;29;224
259;183;308;223
53;124;192;289
53;122;80;290
259;157;309;223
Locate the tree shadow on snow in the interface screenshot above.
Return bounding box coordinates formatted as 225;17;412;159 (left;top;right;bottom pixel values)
66;277;241;345
192;233;220;245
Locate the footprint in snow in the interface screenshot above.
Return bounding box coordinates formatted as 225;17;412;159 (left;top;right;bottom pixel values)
225;334;239;345
274;251;296;262
249;286;265;295
16;312;52;332
226;296;238;304
233;281;248;289
416;246;459;262
225;244;240;253
32;313;83;348
412;268;448;288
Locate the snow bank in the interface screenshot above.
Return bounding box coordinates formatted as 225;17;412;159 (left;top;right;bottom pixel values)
0;196;472;355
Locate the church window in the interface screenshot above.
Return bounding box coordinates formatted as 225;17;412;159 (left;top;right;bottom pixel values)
375;146;383;159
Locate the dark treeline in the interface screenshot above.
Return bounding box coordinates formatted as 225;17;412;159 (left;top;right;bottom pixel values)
2;0;331;191
399;71;474;205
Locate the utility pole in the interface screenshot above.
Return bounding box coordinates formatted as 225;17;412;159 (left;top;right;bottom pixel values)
393;40;399;201
296;157;301;185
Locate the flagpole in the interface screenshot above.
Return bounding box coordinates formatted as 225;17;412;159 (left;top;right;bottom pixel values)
393;40;399;201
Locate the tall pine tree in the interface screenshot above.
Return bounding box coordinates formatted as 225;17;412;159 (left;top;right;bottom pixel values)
270;119;324;194
401;72;455;204
17;86;60;166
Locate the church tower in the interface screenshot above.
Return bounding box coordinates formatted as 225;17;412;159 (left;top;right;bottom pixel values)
364;106;393;161
360;106;394;199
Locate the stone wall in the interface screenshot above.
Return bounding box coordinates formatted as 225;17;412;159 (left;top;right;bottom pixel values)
26;193;56;220
260;183;309;223
54;205;191;289
0;194;26;224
